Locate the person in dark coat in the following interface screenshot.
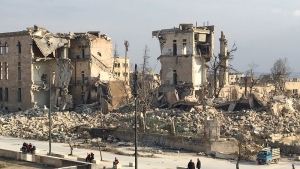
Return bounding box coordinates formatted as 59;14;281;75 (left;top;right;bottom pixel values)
187;159;195;169
86;152;94;162
196;158;201;169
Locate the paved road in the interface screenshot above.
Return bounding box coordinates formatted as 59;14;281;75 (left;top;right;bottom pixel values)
0;136;299;169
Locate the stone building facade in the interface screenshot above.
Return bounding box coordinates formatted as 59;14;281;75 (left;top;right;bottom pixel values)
152;23;215;100
68;32;115;105
112;57;130;84
0;25;127;111
0;31;33;111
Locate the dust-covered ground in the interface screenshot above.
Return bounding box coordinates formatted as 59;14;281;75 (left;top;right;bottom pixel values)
0;157;53;169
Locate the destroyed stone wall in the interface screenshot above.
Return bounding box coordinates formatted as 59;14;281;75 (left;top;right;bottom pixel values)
0;31;33;111
159;56;193;85
90;37;113;70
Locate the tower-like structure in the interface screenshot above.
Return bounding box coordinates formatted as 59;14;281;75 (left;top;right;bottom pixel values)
152;23;215;100
219;31;228;87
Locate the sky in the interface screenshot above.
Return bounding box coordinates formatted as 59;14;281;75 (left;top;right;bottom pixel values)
1;0;300;75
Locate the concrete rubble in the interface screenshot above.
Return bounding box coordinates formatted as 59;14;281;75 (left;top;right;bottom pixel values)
0;94;300;158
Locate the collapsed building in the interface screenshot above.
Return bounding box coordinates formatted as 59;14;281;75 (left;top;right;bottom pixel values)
152;24;215;108
0;25;129;112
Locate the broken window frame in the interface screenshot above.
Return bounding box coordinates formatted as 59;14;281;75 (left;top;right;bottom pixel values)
123;72;128;77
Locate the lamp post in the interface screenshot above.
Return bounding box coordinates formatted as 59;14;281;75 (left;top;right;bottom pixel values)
34;63;53;156
48;68;52;156
133;64;138;169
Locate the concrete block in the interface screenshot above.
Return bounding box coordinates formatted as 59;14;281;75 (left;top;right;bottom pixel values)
114;163;121;169
129;162;135;167
177;167;186;169
20;153;32;162
77;157;86;162
92;159;100;164
77;157;100;164
215;152;237;160
47;152;68;158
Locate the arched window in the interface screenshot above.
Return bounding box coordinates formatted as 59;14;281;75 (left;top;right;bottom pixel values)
4;42;8;54
17;41;21;53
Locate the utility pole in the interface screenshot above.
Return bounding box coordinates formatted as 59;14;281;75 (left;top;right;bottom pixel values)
133;64;138;169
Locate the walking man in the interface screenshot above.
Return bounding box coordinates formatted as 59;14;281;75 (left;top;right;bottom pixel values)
196;158;201;169
187;159;195;169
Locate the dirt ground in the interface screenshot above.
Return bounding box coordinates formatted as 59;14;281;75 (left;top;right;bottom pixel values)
0;157;54;169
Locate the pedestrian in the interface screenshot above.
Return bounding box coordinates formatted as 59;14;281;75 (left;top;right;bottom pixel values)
196;158;201;169
187;159;195;169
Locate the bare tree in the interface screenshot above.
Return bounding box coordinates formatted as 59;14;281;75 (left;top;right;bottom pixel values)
67;139;76;156
97;138;103;161
271;58;292;94
136;45;157;131
245;63;262;95
208;43;237;98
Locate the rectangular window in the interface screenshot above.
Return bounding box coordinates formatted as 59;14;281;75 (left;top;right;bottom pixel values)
82;48;85;58
123;63;128;67
4;62;8;80
293;89;298;94
18;41;21;54
123;72;128;77
18;62;21;80
81;71;84;84
4;88;8;101
0;88;2;101
173;40;177;55
5;43;8;54
17;88;21;102
182;40;186;55
0;43;2;55
0;62;2;80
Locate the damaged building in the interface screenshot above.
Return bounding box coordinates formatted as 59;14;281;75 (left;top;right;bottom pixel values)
152;23;215;108
0;25;129;112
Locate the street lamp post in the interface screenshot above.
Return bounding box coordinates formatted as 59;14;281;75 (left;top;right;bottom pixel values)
133;64;138;169
35;64;53;156
48;68;52;156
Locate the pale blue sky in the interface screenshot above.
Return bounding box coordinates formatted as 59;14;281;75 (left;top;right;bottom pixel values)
1;0;300;74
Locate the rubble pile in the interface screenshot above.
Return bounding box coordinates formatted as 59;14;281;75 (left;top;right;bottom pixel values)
0;95;300;147
0;108;136;142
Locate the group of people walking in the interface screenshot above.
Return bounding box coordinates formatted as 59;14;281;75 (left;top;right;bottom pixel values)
188;158;201;169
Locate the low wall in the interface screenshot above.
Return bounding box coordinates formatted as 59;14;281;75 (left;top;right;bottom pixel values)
92;129;237;154
210;139;238;154
0;148;96;169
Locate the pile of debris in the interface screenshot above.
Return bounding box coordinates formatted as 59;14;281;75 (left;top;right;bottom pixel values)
0;108;135;142
0;94;300;149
